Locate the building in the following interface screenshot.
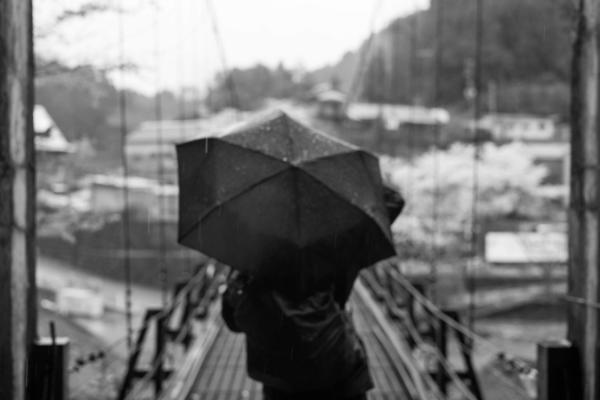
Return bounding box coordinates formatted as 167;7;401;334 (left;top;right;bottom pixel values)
87;174;179;221
34;105;72;187
479;113;559;142
316;90;346;120
343;102;450;155
346;102;450;129
126;109;243;182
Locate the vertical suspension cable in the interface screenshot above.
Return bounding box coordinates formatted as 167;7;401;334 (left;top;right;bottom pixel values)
117;0;133;352
205;0;240;111
179;0;194;276
468;0;484;336
407;9;418;160
153;0;168;309
65;147;79;268
430;0;444;302
404;5;419;271
345;0;384;110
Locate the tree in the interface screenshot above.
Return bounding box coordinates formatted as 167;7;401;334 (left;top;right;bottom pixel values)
310;0;575;115
380;143;552;259
206;63;310;111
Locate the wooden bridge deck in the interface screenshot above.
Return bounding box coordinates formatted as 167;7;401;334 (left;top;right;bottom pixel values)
186;291;412;400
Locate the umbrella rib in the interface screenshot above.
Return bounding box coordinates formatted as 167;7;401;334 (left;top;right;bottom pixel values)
178;166;293;243
293;170;394;248
216;136;367;166
297;150;385;223
180;161;393;249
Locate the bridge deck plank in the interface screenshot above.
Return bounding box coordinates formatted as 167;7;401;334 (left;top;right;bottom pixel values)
187;296;413;400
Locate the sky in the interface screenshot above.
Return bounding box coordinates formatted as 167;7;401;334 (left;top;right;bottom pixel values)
35;0;428;94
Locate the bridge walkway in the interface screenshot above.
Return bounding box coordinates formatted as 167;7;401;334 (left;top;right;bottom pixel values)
186;285;414;400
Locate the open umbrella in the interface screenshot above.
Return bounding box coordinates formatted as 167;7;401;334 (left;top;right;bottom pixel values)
176;110;396;281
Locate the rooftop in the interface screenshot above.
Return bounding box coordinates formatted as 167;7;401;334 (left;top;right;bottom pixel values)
347;102;450;128
34;105;73;153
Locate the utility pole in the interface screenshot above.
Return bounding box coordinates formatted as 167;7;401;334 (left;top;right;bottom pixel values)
568;0;600;399
0;1;36;399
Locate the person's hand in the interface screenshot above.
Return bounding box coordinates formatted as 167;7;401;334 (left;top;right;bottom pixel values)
224;270;251;308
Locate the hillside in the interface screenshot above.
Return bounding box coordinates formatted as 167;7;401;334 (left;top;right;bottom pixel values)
309;0;574;118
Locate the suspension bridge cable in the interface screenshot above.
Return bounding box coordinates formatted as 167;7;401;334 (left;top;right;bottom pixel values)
394;271;537;399
344;0;384;109
406;3;419;262
204;0;240;111
429;0;444;302
178;0;195;277
117;0;134;353
123;264;218;400
402;317;480;400
562;294;600;310
152;0;168;310
390;267;532;364
467;0;484;340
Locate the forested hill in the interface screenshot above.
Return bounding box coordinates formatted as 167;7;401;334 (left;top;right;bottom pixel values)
309;0;574;118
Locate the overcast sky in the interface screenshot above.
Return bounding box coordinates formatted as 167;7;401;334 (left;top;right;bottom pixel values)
36;0;428;93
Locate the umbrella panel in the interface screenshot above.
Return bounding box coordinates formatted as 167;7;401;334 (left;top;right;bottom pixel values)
177;138;289;241
178;167;394;276
300;150;391;240
224;111;353;163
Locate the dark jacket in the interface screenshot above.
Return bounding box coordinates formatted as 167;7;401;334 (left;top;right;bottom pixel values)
222;272;373;397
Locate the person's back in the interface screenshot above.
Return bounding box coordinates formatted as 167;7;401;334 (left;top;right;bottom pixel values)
222;271;373;399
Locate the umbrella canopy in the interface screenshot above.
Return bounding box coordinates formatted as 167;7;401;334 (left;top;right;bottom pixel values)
176;110;396;281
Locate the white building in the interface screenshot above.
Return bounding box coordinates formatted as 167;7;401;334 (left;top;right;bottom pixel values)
347;102;450;130
479;113;559;141
485;231;567;265
126;109;243;182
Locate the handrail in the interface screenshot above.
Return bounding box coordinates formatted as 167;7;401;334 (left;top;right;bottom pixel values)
355;279;433;400
117;263;227;400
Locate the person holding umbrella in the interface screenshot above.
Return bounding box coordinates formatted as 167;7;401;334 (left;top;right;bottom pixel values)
176;111;404;399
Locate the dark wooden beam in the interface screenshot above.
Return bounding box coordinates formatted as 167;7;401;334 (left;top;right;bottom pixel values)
0;0;35;399
538;341;581;400
568;0;600;399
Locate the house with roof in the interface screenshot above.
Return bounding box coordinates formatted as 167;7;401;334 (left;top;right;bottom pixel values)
342;102;450;155
34;105;73;188
125;109;243;182
478;113;560;142
315;90;347;120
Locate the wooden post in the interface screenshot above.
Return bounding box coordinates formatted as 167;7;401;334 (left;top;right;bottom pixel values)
568;1;600;399
154;312;167;396
538;341;581;400
0;1;36;400
434;317;448;396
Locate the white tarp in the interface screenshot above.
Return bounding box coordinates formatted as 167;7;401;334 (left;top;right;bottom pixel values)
485;231;567;264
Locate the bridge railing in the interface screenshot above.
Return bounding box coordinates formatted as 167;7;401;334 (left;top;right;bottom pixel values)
117;263;228;400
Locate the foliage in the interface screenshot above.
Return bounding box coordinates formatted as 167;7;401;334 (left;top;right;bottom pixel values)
311;0;574;117
380;143;552;259
35;61;182;163
206;63;313;111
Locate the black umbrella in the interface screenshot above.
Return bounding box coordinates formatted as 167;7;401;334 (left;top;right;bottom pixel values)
176;110;396;282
